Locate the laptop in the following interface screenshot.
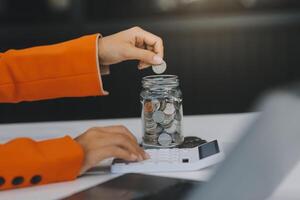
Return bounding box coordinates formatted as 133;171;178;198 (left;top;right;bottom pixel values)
65;86;300;200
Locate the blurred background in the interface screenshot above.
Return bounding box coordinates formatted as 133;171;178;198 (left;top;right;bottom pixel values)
0;0;300;123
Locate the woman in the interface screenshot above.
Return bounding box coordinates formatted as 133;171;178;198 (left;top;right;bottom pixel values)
0;27;164;190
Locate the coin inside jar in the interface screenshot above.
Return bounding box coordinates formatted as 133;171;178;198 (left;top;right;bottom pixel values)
165;120;179;134
163;103;176;115
152;111;165;123
152;99;161;111
144;101;154;113
152;60;167;74
158;132;172;146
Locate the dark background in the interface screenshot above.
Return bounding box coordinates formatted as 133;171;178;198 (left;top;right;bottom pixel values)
0;0;300;123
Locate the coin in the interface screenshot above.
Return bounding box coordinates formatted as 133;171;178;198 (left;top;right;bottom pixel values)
144;112;153;120
143;134;158;144
154;125;163;133
152;111;165;123
158;132;172;146
145;123;157;133
165;120;178;134
163;103;176;115
144;101;154;113
152;60;167;74
161;114;174;127
152;99;161;111
158;99;166;111
144;133;158;139
145;120;156;127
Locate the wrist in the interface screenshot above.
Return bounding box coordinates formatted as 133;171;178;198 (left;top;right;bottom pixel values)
98;37;105;65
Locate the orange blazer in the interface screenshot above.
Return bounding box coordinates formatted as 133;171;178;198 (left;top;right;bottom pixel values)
0;34;108;190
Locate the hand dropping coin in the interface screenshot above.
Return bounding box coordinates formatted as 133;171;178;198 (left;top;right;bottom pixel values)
152;60;167;74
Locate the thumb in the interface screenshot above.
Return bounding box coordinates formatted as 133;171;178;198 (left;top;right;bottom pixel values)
126;47;163;65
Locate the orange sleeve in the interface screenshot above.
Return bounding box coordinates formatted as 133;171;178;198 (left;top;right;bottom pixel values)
0;33;108;103
0;136;84;190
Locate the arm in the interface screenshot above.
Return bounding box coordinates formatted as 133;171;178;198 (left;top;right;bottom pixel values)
0;27;163;190
0;27;164;103
0;126;148;190
0;136;84;190
0;34;108;103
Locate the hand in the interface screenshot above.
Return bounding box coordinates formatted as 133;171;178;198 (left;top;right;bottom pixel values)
75;125;149;174
98;26;164;69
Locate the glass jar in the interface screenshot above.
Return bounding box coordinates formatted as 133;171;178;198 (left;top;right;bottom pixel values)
140;75;184;148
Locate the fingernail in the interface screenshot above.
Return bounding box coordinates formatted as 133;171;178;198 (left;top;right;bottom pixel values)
130;154;138;161
153;55;163;64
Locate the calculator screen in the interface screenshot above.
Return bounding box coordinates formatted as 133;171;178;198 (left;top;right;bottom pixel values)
198;140;220;159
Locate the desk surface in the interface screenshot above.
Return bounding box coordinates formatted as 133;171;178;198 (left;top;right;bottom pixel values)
0;113;299;200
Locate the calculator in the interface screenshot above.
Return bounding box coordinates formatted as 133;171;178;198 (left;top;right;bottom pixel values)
111;140;224;173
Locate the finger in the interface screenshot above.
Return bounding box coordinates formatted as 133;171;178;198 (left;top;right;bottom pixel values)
137;45;154;69
114;136;144;160
135;36;145;49
111;127;148;159
100;126;138;143
92;135;141;157
125;47;163;66
95;126;147;160
79;145;138;175
91;132;144;160
113;134;146;161
97;146;138;161
138;61;151;70
135;28;164;58
146;45;154;52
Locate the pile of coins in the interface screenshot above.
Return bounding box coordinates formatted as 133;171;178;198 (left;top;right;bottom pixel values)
142;98;183;147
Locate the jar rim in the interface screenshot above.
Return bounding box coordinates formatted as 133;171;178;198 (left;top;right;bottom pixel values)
142;75;178;80
142;75;179;89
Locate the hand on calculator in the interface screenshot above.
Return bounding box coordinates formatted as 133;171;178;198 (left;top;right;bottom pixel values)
111;140;224;173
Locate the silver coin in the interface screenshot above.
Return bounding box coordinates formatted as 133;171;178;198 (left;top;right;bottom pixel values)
152;60;167;74
161;116;174;128
163;103;176;115
153;125;163;134
144;134;159;142
143;137;158;145
144;113;153;121
146;127;160;135
152;111;165;123
144;133;159;139
145;128;157;135
145;122;157;129
165;120;178;134
145;118;156;126
158;132;173;146
145;123;157;133
152;99;161;111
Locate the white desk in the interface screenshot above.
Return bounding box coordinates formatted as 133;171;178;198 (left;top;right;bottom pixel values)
0;113;299;200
